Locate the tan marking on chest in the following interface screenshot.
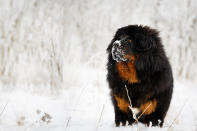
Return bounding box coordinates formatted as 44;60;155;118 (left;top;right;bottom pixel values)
139;99;157;115
114;95;129;112
116;61;140;83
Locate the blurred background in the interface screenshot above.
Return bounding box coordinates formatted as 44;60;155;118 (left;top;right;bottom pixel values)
0;0;197;90
0;0;197;130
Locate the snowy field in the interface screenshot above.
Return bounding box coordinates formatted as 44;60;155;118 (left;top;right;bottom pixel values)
0;0;197;131
0;70;197;131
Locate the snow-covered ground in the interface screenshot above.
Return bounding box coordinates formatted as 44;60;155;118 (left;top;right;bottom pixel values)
0;66;197;131
0;0;197;131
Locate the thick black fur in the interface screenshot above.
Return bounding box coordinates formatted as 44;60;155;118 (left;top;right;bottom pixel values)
106;25;173;127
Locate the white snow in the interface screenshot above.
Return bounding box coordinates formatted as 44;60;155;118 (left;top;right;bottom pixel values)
0;0;197;131
112;40;127;62
114;40;121;47
0;69;197;131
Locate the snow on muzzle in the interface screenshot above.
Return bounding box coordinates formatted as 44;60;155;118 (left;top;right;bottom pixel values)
112;40;127;62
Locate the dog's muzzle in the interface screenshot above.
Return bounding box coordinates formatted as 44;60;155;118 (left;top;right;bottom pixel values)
112;40;127;62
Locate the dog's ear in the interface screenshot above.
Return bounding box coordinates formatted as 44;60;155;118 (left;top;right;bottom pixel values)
135;51;167;80
134;54;151;80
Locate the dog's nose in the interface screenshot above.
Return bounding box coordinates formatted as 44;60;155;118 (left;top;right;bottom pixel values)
113;40;121;47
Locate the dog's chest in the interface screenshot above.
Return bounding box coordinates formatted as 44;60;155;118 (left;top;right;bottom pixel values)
116;61;140;83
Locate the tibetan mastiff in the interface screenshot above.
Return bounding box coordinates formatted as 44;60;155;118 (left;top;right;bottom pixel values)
106;25;173;127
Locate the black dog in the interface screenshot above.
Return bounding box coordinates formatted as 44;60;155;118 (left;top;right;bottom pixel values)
106;25;173;127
